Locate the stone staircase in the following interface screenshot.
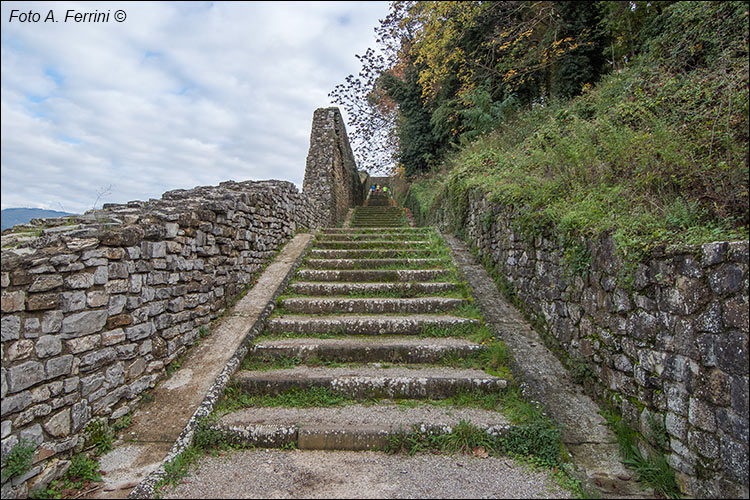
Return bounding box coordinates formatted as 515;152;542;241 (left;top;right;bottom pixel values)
208;201;515;451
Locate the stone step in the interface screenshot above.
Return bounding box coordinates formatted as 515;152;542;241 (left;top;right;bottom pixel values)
350;217;404;221
303;258;443;269
351;214;403;217
349;220;405;225
309;249;434;259
280;297;467;314
233;365;507;399
314;240;430;249
316;233;430;241
288;281;459;296
322;228;432;233
265;314;478;335
295;269;450;282
350;223;405;227
352;212;402;216
352;216;402;221
251;337;483;363
352;213;402;216
212;404;511;450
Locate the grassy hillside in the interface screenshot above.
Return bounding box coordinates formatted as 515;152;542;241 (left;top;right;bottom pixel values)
400;2;748;266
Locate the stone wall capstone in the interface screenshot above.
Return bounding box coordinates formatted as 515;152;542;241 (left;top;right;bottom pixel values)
409;187;749;499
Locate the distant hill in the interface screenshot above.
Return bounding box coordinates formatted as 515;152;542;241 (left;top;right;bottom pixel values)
1;208;76;231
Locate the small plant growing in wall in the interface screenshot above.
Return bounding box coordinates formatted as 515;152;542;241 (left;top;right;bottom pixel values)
84;419;114;456
569;357;595;385
647;413;670;451
1;439;34;482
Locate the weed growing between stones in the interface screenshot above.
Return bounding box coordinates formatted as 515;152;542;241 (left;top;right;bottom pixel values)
165;358;182;378
156;445;202;496
240;354;303;371
84;418;114;456
215;384;357;415
569;356;596;385
603;409;680;499
384;413;561;467
154;418;256;498
1;439;34;482
112;413;132;433
29;453;103;499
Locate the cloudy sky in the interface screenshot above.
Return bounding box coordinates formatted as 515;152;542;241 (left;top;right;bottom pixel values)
1;1;389;214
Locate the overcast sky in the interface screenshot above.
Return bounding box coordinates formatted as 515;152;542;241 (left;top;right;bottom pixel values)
1;1;389;214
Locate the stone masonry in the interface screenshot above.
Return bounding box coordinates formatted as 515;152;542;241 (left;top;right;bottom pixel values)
1;107;361;498
408;188;749;498
302;107;365;226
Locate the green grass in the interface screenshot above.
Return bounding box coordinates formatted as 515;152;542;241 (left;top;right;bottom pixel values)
603;410;680;498
241;354;303;371
30;453;103;499
84;419;114;456
384;419;498;456
1;439;34;482
384;412;563;469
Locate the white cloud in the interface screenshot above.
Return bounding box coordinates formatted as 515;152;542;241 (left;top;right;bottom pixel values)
1;1;389;213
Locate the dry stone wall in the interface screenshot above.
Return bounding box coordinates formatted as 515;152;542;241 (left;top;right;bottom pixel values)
411;188;749;499
0;180;324;496
302;107;364;226
1;133;364;500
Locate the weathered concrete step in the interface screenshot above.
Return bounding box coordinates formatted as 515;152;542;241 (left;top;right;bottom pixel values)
317;233;430;241
351;213;403;217
348;222;406;226
309;249;434;259
351;215;404;218
315;240;430;249
266;314;478;335
304;258;443;269
351;216;403;219
295;269;449;282
350;223;405;227
280;297;467;314
288;281;458;296
351;217;403;221
352;213;402;216
251;337;483;363
233;365;507;398
213;404;511;450
322;228;432;233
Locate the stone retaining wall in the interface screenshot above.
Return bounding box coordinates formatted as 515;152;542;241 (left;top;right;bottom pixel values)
0;179;325;497
411;188;748;498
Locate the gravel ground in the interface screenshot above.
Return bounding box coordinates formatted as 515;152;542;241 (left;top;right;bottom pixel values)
161;449;571;499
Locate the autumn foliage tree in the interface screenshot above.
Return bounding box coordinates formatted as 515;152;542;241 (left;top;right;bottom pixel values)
330;1;673;176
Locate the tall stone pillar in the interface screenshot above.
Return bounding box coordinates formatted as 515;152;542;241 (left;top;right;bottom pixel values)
302;107;363;226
